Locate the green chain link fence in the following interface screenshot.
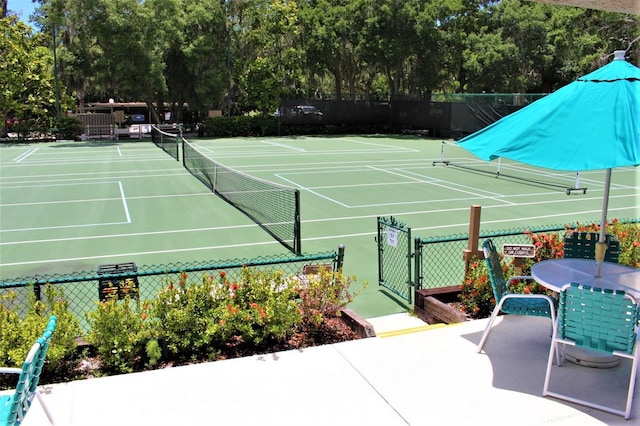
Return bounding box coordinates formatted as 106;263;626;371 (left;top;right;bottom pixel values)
376;217;413;303
378;217;638;304
0;246;344;332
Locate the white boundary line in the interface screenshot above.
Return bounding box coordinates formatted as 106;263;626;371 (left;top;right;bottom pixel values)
1;180;132;232
13;148;39;163
118;181;131;223
2;205;636;268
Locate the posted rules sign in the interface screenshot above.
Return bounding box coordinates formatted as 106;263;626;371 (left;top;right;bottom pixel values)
502;244;536;258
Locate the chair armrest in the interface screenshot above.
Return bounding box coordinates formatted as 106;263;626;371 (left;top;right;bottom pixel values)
503;293;555;301
0;367;22;375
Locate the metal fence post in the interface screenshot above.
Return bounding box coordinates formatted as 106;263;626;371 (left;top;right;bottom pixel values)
414;237;423;291
336;244;345;270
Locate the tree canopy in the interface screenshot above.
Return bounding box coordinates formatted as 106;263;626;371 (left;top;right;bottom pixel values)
5;0;639;125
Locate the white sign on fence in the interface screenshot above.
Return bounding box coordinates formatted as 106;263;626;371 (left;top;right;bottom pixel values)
502;244;536;258
386;228;398;247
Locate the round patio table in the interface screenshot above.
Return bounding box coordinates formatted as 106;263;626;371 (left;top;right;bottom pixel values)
531;258;640;368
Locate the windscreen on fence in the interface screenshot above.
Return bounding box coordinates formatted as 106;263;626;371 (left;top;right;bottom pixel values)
182;139;301;255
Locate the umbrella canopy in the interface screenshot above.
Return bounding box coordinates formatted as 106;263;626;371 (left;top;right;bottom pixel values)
458;53;640;171
457;51;640;275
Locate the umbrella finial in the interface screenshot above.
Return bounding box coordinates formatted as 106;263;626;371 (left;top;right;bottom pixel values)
613;50;626;61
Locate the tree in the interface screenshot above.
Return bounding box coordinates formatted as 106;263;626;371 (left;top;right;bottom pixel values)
0;16;62;137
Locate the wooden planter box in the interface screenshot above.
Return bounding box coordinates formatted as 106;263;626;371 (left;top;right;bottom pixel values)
413;286;468;325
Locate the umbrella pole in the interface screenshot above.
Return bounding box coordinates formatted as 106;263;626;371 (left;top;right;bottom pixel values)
595;168;612;277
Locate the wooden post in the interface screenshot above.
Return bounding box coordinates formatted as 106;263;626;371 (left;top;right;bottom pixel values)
463;205;484;276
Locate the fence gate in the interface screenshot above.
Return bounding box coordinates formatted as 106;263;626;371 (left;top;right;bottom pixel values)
376;216;413;303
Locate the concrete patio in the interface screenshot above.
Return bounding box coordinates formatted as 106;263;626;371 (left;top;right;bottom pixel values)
13;314;638;425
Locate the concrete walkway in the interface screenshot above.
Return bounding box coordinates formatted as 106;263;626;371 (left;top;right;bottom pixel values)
13;314;638;425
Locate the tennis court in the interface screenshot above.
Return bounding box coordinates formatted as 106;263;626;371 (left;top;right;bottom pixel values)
1;136;638;317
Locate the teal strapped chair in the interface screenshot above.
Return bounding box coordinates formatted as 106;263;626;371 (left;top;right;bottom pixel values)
543;283;639;419
477;239;557;353
0;315;57;426
563;231;620;263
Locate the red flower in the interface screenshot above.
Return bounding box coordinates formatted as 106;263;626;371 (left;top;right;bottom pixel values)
220;271;227;279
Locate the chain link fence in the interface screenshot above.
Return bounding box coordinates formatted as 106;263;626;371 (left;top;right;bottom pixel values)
378;217;638;304
376;217;413;303
0;247;344;332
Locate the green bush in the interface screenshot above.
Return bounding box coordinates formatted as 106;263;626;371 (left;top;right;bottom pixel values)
85;297;149;374
0;285;82;387
83;266;365;372
55;116;84;140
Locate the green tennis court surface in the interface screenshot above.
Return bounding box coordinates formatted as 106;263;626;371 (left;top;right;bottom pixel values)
1;136;638;317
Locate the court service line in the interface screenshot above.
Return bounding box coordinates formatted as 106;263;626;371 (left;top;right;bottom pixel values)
0;171;190;187
0;192;212;209
1;206;635;268
13;148;39;163
0;240;283;267
367;165;517;206
0;224;259;246
342;138;420;152
0;167;186;181
118;181;132;223
276;175;351;208
398;168;505;196
261;140;306;152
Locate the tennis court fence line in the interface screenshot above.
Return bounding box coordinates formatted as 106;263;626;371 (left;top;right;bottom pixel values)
0;247;344;332
377;217;639;305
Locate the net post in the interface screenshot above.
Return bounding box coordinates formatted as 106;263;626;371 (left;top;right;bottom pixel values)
294;190;302;255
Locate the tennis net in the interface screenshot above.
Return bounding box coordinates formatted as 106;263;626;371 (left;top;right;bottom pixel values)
151;125;180;161
183;140;301;255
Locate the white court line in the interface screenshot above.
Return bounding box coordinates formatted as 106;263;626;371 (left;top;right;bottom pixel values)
261;140;306;152
13;148;38;163
0;224;257;246
276;175;350;207
117;146;123;156
367;165;517;206
0;240;281;267
0;192;211;209
3;206;636;268
0;171;189;187
398;168;505;197
341;138;419;152
3;221;131;233
118;181;131;223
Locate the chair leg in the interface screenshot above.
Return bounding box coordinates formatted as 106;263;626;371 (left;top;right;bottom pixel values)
542;333;559;397
623;351;638;419
477;300;505;353
36;390;55;425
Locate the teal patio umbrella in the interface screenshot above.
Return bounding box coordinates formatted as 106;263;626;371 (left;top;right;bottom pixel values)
458;51;640;276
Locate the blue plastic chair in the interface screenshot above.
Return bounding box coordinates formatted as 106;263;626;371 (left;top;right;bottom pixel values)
543;283;639;419
0;315;57;426
477;239;557;353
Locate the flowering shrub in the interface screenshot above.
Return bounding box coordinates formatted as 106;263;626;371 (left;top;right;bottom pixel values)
570;220;639;268
85;266;365;374
459;219;639;319
459;259;493;318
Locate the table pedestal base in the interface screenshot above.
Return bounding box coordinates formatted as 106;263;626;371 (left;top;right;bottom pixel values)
564;346;620;369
